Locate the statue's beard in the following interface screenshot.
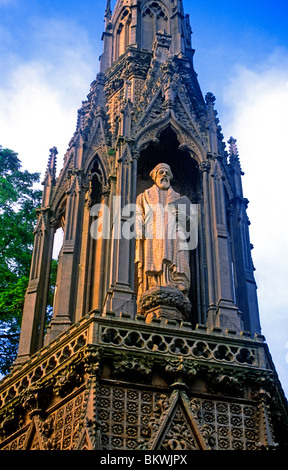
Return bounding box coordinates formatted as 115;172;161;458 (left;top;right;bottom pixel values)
158;178;170;189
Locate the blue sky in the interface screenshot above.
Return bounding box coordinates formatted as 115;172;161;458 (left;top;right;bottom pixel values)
0;0;288;397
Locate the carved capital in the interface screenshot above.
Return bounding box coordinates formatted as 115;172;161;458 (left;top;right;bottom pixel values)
112;353;153;378
21;382;53;416
199;160;211;174
82;345;103;377
164;357;197;386
54;364;83;398
0;406;23;439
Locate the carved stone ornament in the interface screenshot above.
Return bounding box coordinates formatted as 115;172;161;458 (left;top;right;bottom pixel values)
139;389;214;450
112;353;153;379
138;286;191;322
164;357;197;386
54;364;83;398
82;345;103;377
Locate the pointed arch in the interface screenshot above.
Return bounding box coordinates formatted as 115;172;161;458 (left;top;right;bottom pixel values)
113;7;132;61
85;153;108;197
135;113;205;166
135;124;206;326
144;389;209;450
136;126;201;199
75;428;94;450
83;116;109;181
141;1;170;51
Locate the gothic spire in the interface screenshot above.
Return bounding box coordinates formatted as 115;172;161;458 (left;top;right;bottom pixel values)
41;146;58;208
44;146;58;183
228;136;242;171
205;92;218;154
228;137;245;199
178;0;185;16
104;0;112;23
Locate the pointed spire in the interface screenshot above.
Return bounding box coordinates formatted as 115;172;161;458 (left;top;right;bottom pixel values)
177;0;185;16
47;146;58;184
104;0;112;23
228;137;245;198
205;92;218;154
227;137;242;171
227;136;238;156
41;147;58;208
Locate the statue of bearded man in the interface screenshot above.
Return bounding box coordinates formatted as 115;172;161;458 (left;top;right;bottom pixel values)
135;163;197;302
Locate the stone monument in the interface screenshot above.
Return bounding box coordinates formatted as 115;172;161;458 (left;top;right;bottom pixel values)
0;0;287;451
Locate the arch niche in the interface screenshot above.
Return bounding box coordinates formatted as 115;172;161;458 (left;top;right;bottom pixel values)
113;7;132;61
141;1;170;52
80;155;109;316
136;126;206;326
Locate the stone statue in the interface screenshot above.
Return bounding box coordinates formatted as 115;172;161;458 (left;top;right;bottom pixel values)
135;163;197;312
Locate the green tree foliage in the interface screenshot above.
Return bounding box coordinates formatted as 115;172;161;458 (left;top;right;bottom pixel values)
0;147;42;374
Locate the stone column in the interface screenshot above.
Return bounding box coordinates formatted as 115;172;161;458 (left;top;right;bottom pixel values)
229;196;261;334
90;187;110;312
170;0;185;56
74;196;91;322
103;141;136;316
199;159;217;327
16;147;58;362
99;0;113;73
210;159;242;331
16;209;55;363
227;137;261;334
130;0;140;47
45;170;85;342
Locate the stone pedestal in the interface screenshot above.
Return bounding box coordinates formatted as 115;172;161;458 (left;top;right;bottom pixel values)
138;286;191;323
44;315;72;345
215;300;243;331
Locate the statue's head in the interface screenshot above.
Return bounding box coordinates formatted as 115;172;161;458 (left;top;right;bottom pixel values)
150;163;173;190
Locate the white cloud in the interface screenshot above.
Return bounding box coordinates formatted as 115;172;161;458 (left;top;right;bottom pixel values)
222;50;288;266
1;63;65;171
221;48;288;396
0;17;97;176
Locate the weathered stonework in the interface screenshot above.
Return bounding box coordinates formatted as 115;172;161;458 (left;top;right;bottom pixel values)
1;0;287;451
0;312;286;450
138;286;191;322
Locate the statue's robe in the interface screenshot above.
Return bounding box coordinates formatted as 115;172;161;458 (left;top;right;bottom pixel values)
135;184;194;299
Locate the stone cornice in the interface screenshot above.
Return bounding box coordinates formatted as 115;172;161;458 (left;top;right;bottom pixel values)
0;310;272;411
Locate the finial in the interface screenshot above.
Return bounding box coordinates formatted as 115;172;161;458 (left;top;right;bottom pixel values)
41;147;58;206
227;137;239;163
105;0;112;21
228;137;242;172
227;137;238;156
205;92;216;106
177;0;184;16
49;146;58;157
47;146;58;183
